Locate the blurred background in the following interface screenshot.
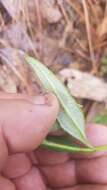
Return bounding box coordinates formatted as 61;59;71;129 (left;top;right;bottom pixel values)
0;0;107;124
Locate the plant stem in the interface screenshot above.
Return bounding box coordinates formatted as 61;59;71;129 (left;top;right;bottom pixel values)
95;145;107;151
41;140;107;153
41;140;96;153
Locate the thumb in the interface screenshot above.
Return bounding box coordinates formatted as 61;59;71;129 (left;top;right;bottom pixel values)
0;93;59;152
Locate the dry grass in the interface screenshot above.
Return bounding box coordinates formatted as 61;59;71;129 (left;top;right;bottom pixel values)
0;0;107;119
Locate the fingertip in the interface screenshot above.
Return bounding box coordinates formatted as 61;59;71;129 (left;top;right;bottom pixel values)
70;124;107;159
2;93;59;152
86;124;107;146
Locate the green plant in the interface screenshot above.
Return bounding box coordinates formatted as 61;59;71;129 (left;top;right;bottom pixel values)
93;109;107;125
26;56;107;153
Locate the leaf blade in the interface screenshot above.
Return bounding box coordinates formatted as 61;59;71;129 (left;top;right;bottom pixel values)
58;111;88;144
26;56;90;146
41;136;95;153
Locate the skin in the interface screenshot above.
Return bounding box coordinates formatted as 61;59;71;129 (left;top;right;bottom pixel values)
0;93;107;190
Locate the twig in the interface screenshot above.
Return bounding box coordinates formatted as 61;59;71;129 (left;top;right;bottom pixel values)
94;41;107;50
65;0;97;40
0;47;33;95
87;0;98;23
21;0;39;58
57;0;69;23
65;0;84;20
34;0;42;32
82;0;96;73
104;1;107;17
63;47;90;62
34;0;43;59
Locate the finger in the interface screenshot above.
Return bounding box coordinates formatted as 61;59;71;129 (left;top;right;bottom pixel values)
35;148;69;165
70;124;107;159
39;160;77;188
0;175;16;190
0;93;59;152
86;124;107;146
2;153;32;179
13;167;46;190
55;185;107;190
40;155;107;188
0;128;8;171
34;124;107;166
39;124;107;188
76;156;107;184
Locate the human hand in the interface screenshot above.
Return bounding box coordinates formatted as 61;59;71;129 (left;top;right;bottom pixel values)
0;92;59;190
38;123;107;190
0;92;107;190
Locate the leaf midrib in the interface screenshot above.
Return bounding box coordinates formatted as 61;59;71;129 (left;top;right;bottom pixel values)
30;59;86;141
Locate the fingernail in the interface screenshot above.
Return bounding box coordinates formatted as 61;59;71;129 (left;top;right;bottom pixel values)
33;95;47;105
44;93;55;106
32;93;56;106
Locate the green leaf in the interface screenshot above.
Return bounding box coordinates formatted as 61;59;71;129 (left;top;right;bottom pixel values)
42;136;107;153
41;136;95;153
101;57;107;65
58;111;89;145
93;109;107;125
26;56;90;146
50;120;61;132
